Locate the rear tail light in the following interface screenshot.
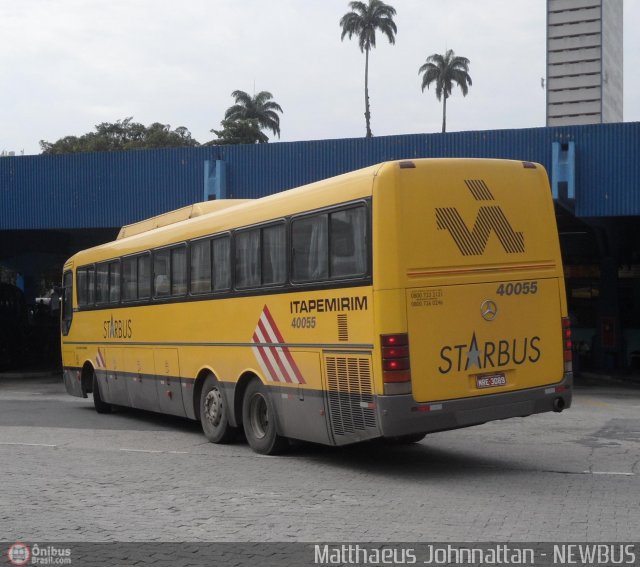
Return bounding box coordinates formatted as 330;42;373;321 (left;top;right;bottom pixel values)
381;333;411;395
562;317;573;372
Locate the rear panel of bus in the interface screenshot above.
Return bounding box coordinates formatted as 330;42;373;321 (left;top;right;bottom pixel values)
372;159;570;433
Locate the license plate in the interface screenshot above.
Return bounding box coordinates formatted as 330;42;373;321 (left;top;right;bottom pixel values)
476;373;507;389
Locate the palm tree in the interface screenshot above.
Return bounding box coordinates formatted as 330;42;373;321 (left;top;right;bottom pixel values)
224;90;283;139
418;49;472;133
340;0;397;138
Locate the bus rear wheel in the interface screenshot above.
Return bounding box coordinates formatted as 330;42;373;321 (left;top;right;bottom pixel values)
200;374;235;443
92;370;112;414
242;379;287;455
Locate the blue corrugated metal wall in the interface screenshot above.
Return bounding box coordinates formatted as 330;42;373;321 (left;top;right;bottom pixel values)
1;122;638;229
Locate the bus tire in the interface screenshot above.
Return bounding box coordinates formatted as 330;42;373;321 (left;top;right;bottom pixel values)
242;379;287;455
92;371;112;414
200;374;235;444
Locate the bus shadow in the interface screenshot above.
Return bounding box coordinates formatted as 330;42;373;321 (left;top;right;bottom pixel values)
76;404;203;433
288;439;533;479
77;406;536;477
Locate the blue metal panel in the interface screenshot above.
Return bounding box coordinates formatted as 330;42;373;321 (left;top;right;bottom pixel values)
0;147;220;229
551;140;576;200
1;123;639;230
203;159;227;200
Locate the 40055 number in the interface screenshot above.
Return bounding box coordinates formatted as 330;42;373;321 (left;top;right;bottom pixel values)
496;281;538;296
291;316;316;329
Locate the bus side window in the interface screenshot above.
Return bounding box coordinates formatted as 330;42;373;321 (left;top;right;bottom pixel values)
77;268;87;306
109;260;120;303
138;254;151;299
61;270;73;336
291;214;328;282
213;236;231;291
96;262;109;304
330;207;367;278
171;247;187;296
191;239;212;294
236;229;261;289
262;224;286;285
154;249;170;297
122;257;137;301
87;267;95;305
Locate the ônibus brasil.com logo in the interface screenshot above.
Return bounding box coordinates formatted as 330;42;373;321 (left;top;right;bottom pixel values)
6;542;72;566
7;542;31;566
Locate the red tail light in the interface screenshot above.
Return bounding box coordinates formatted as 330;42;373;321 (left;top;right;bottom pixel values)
381;334;408;347
381;334;411;395
562;317;573;372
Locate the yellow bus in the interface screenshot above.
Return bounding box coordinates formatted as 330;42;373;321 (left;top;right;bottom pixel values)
61;158;572;454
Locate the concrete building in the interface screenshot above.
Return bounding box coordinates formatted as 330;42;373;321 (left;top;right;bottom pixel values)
547;0;623;126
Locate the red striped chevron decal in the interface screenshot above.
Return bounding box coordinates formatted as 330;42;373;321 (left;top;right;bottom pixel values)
95;348;106;369
251;305;305;384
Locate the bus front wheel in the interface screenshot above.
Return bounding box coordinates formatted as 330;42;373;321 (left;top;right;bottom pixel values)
242;379;287;455
200;374;235;444
92;371;112;414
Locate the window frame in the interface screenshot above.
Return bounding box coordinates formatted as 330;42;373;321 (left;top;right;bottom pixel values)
289;201;370;287
95;261;111;306
170;245;188;297
189;236;213;296
69;199;371;311
233;220;287;292
61;270;73;336
76;266;89;307
152;243;188;300
211;233;233;293
107;259;121;305
121;252;152;304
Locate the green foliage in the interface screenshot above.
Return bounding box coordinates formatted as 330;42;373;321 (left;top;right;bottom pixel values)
207;118;268;145
418;49;472;133
39;118;200;154
340;0;397;53
340;0;397;138
224;90;283;139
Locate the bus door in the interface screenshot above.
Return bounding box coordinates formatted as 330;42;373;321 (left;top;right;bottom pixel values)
154;349;185;416
103;348;129;406
125;348;158;412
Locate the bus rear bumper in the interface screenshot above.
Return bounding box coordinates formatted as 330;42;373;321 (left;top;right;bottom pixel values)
377;373;573;438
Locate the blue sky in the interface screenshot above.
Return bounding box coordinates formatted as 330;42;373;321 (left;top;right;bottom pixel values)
1;0;638;155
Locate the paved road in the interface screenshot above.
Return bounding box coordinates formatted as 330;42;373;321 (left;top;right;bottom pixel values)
1;374;639;542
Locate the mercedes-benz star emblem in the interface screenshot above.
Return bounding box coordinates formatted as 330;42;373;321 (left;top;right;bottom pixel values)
480;299;498;321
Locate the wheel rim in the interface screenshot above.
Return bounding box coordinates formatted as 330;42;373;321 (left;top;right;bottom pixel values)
249;393;269;440
204;387;223;427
